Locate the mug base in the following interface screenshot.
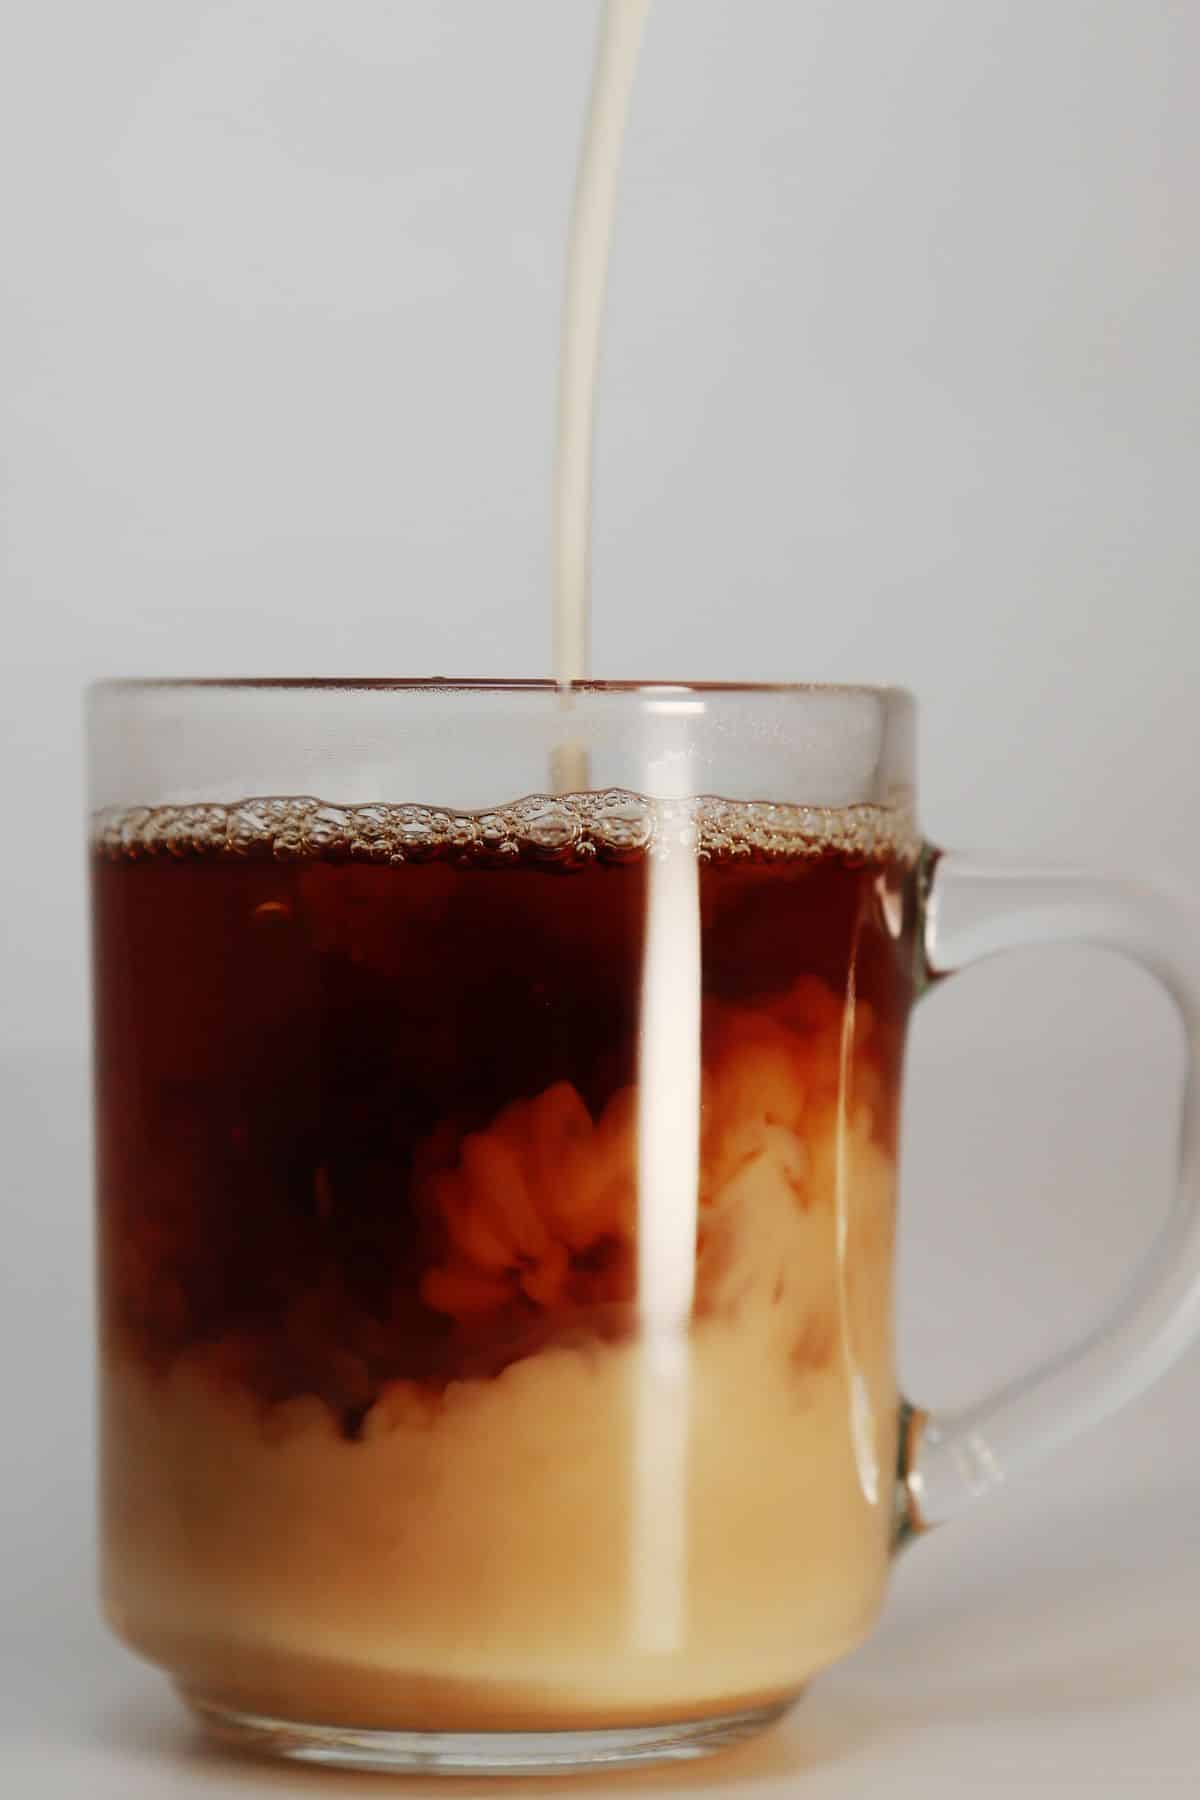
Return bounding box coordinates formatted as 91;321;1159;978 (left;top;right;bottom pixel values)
181;1689;798;1775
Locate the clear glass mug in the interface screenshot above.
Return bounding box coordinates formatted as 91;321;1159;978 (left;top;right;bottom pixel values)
88;680;1200;1776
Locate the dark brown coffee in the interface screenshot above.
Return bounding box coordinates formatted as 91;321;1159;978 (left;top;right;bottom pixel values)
92;793;916;1426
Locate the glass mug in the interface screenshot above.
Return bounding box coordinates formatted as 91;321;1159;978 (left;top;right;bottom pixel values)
88;680;1200;1776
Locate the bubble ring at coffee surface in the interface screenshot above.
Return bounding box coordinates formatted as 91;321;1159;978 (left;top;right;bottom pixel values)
90;791;919;867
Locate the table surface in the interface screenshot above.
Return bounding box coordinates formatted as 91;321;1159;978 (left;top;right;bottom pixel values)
5;1042;1199;1797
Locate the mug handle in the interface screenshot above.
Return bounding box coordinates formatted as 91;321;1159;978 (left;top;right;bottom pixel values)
897;847;1200;1535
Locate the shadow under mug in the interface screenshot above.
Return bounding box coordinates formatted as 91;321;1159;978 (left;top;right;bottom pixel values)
87;680;1200;1775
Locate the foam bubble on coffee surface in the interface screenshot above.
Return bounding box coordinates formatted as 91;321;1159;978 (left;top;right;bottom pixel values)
92;791;918;865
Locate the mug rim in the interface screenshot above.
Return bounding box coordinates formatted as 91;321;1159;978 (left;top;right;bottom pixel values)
87;677;916;704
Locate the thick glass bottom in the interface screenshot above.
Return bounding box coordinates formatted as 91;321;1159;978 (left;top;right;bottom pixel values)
182;1690;798;1775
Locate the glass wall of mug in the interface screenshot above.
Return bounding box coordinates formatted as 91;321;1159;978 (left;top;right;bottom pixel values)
90;680;920;1764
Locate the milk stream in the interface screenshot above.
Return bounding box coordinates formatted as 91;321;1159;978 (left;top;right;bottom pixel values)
550;0;651;792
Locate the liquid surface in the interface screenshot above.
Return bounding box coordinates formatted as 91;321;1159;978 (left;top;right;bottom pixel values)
92;788;918;868
94;793;917;1730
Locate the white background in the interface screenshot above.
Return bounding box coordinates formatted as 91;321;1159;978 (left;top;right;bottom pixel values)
2;2;1199;1793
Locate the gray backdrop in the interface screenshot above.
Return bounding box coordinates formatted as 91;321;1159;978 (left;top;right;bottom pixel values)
2;3;1198;1794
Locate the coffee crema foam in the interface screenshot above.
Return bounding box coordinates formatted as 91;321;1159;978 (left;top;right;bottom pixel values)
91;791;919;867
